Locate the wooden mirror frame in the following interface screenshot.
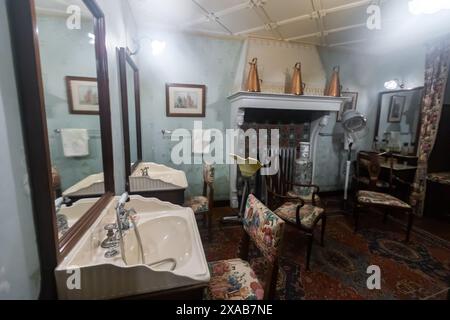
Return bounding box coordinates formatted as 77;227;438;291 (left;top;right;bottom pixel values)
374;86;424;155
118;47;142;193
7;0;115;299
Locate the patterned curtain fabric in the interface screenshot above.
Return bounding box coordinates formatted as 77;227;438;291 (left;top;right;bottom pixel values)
411;38;450;216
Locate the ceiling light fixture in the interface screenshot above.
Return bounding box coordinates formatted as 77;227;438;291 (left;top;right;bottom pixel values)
408;0;450;15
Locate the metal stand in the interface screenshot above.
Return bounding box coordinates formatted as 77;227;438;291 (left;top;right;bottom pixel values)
221;177;251;224
342;142;353;213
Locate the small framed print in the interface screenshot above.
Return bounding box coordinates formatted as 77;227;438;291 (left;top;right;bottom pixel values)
388;95;406;123
337;92;358;122
66;76;99;115
166;83;206;117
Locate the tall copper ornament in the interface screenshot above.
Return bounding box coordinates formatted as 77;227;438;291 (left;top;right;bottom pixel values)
326;66;341;97
291;62;305;95
246;58;261;92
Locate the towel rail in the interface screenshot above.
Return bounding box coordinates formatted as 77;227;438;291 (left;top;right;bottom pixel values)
53;128;101;138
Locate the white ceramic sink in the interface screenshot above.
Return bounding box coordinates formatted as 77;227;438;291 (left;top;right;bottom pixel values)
63;173;105;197
130;162;188;192
55;196;209;300
59;198;99;229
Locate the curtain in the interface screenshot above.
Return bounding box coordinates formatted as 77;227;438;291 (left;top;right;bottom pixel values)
411;38;450;216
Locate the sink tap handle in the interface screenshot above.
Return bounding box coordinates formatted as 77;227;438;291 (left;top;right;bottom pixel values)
55;196;71;208
104;223;117;231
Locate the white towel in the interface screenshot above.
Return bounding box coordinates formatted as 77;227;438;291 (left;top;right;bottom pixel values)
60;129;90;157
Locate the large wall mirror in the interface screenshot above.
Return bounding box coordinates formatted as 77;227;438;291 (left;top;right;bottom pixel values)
118;48;187;205
118;47;142;191
8;0;114;298
375;87;424;155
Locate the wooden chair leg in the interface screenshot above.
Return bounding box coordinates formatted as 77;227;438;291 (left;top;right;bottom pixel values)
306;233;313;271
320;215;326;247
208;210;212;242
353;206;360;233
383;209;389;225
405;212;414;242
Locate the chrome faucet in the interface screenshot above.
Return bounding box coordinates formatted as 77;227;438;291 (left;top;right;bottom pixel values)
102;193;145;263
55;196;72;213
55;196;71;235
140;167;149;177
115;193;131;231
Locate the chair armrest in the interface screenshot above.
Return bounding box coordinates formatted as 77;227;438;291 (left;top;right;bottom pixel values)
392;175;413;193
267;190;306;208
285;181;320;193
392;175;411;186
285;181;320;205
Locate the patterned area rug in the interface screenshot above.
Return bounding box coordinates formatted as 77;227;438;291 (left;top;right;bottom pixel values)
201;212;450;300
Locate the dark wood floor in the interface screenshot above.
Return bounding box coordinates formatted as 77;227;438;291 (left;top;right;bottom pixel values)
211;194;450;242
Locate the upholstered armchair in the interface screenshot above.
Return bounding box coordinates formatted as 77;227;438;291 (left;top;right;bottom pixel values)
206;194;285;300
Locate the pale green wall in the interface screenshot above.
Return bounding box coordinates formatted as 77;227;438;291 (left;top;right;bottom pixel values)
0;1;40;299
139;33;243;200
317;44;426;191
37;14;103;191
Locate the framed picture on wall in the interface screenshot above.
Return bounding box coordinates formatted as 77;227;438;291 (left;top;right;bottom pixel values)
388;95;406;123
166;83;206;117
337;92;358;122
66;76;99;115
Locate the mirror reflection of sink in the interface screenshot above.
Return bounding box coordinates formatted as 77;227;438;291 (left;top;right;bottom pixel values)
130;162;188;192
55;195;209;300
58;198;99;233
62;173;105;197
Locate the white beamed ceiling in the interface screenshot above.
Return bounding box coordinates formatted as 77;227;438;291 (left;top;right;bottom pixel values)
128;0;450;51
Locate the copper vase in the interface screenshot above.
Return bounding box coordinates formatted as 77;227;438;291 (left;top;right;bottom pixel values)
291;62;305;95
246;58;261;92
326;66;341;97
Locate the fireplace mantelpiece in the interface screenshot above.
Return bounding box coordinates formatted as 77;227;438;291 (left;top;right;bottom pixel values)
228;92;349;208
228;92;347;112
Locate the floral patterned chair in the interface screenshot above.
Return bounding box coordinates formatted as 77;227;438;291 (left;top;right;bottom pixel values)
185;164;214;240
354;151;414;242
264;154;326;271
206;194;285;300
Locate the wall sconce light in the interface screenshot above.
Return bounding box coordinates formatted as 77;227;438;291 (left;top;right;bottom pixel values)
151;40;166;56
88;33;95;45
129;38;166;57
384;79;405;90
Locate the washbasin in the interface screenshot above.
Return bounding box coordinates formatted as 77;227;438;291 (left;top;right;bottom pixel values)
130;162;188;192
63;172;105;197
123;215;192;270
59;198;98;229
55;196;210;300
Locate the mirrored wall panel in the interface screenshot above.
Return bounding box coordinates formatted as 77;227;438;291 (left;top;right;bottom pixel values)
118;47;142;194
127;59;138;165
35;0;104;238
375;87;424;155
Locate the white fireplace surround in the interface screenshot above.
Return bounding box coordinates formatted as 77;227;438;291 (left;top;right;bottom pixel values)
228;91;349;208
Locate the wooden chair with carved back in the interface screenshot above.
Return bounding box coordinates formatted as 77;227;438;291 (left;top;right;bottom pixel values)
264;151;326;270
206;194;285;300
354;151;414;241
